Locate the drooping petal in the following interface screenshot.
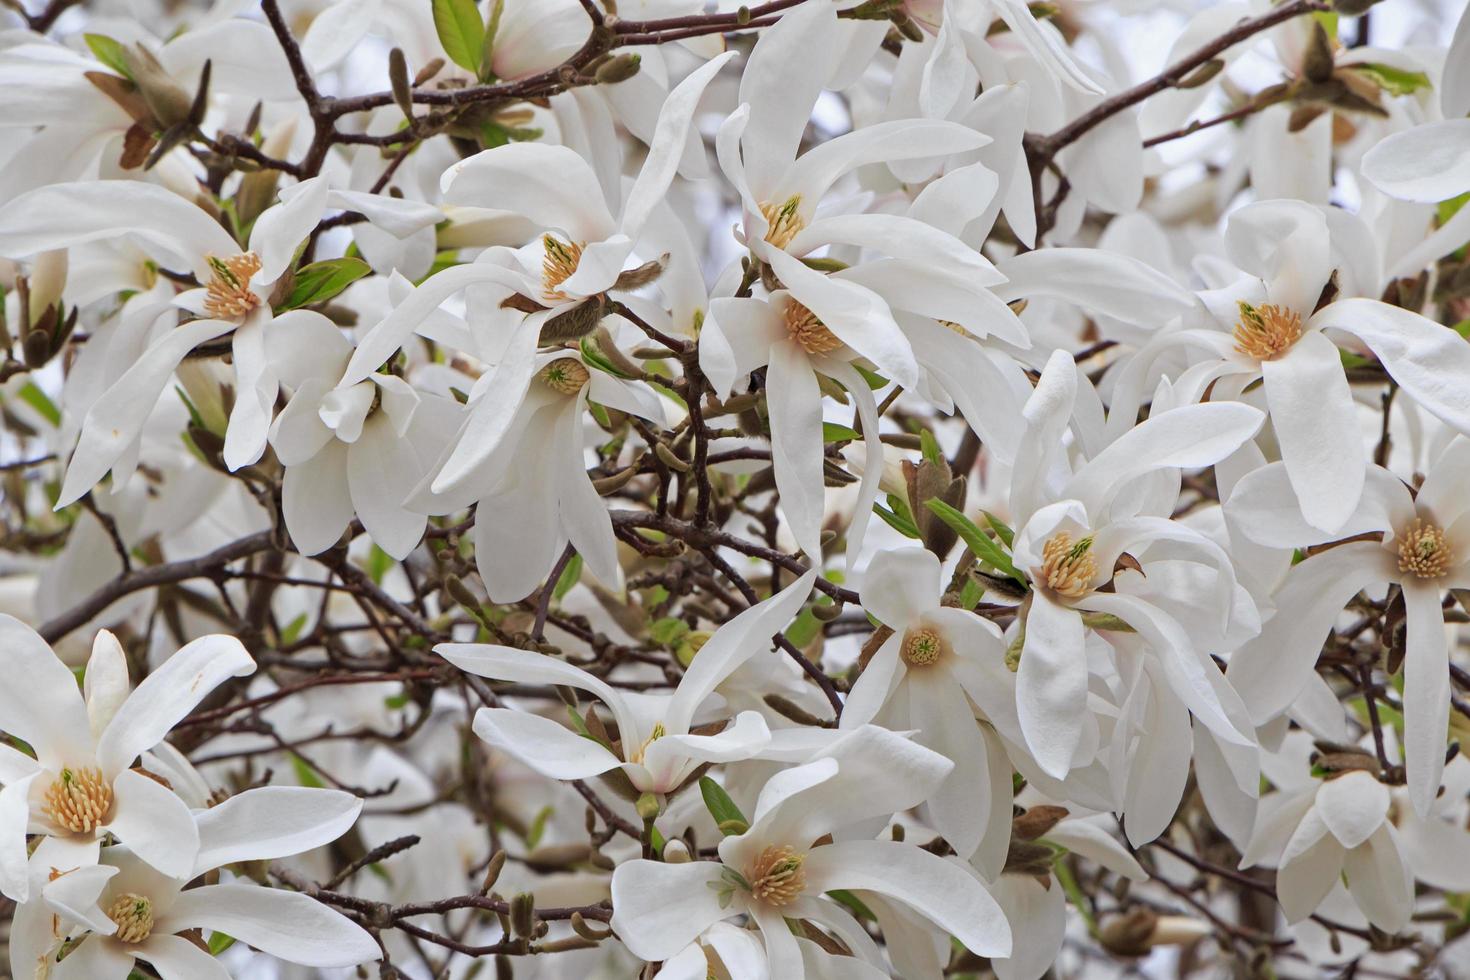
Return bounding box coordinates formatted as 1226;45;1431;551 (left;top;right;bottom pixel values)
1341;824;1413;934
989;874;1066;980
97;634;255;778
1276;832;1345;925
0;772;40;902
1315;772;1388;849
470;708;624;781
1360;119;1470;203
1402;581;1452;817
281;440;355;556
133;934;232;980
222;310;277;471
192;787;362;877
609;859;730;962
159;884;380;968
441;143;616;242
765;339;826;560
1225;461;1411;549
347;418;429;560
103;768;199;879
907;668;991;858
49;935;135;980
801;841;1011;958
1017;591;1087;779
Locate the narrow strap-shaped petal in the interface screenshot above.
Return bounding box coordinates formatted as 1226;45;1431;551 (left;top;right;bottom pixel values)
159;884;380;968
192;786;362;877
1017;591;1088;779
470;708;623;782
1402;582;1452;817
765;338;826;561
133;934;232;980
0;615;91;769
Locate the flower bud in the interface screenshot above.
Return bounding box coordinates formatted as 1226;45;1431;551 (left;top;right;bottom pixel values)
662;839;691;863
595;53;642;85
121;44;193;129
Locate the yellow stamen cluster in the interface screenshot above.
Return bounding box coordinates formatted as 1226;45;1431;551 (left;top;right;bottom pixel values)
629;722;666;765
1232;302;1302;361
901;627;945;668
1398;519;1451;580
747;846;805;907
541;235;585;302
539;357;590;395
784;301;843;355
106;893;154;944
759;196;804;250
42;766;113;834
203;252;262;319
1040;532;1097;599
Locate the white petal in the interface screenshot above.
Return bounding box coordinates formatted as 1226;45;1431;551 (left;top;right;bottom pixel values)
990;875;1066;980
442;143;616;241
134;934;232;980
193;786;362;877
993;247;1196;324
222;311;276;470
0;614;92;769
97;635;255;778
160;884;380;967
1017;591;1087;779
437;643;637;740
250;177;329;286
347;420;428;560
860;548;941;631
1277;832;1345;924
908;668;990;858
801;841;1011;958
1225;461;1411;548
700;297;783;398
1046;817;1149;880
609;859;729;961
1342;824;1412;934
1360;119;1470;203
84;631;131;739
0;772;40;902
1315;772;1388;849
103;768;199;879
765;339;826;560
470;708;623;781
1260;331;1364;533
785;120;987;206
49;935;135;980
1402;582;1452;817
839;638;906;729
281;440;355;556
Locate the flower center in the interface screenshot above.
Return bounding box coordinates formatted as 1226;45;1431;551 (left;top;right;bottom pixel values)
746;845;805;907
784;301;843;355
628;722;666;765
42;766;113;833
204;252;262;319
759;196;804;250
1040;532;1097;599
541;235;584;303
901;627;945;668
106;893;154;944
1232;302;1302;361
539;357;590;395
1398;518;1451;580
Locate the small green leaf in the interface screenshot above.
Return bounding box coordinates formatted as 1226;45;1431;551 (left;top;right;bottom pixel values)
851;364;889;389
1348;62;1432;97
822;422;861;444
958;575;985;610
649;617;690;648
278;257;371;311
827;889;876;920
289;753;326;789
919;429;942;464
699;776;748;835
366;544;393;585
525;804;553;848
280;612;308;645
17;382;61;427
207;931;236;955
85;34;134;80
982;511;1015;547
925;499;1028;586
553;553;583;599
432;0;486;75
785;610;821;648
874;494;920;539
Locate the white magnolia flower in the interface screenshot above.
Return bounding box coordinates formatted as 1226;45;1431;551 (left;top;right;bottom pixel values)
13;786;377;978
436;571;815;795
1241;770;1411;934
610;725;1011;978
0;620;254;901
1226;436;1470;815
843;547;1018;865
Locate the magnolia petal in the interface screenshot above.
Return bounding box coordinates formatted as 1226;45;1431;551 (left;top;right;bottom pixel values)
0;772;39;902
134;934;232;980
839;637;906;730
160;884;380;967
1260;330;1364;534
49;935;135;980
1342;824;1412;934
765;339;826;560
97;634;255;778
437;642;637;741
991;875;1066;980
222;311;276;471
609;859;729;962
84;631;131;739
908;668;990;858
993;247;1196;324
281;440;355;555
1277;832;1345;924
104;768;199;879
1316;772;1389;849
192;786;363;878
1225;461;1411;548
348;419;428;561
441;143;616;241
861;548;941;631
802;840;1011;957
1017;591;1087;779
785;119;988;207
250;177;329;286
0;614;92;769
1403;582;1452;817
471;708;623;781
1360;119;1470;203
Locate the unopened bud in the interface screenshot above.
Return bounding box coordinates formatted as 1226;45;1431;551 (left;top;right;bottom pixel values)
1099;906;1159;957
595;53;642;85
1303;20;1335;85
479;850;507;894
1012;805;1068;841
509;892;536;938
389;48;414;122
121;44;193;128
662;839;691;863
635;792;661;822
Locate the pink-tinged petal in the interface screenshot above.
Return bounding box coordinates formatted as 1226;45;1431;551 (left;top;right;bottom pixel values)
1402;582;1452;817
250;177;329;286
1017;591;1087;779
441;143;616;241
222;310;276;471
1226;461;1411;548
765;339;826;560
907;669;991;858
1314;298;1470;436
1315;771;1388;849
1260;330;1364;533
103;768;198;879
1063;402;1264;519
192;787;362;878
1276;832;1345;924
0;180;238;282
860;548;942;631
1229;542;1396;724
56;317;237;508
281;440;355;556
1360;120;1470;203
665;570;816;734
96;635;254;779
0;614;91;769
767;251;918;389
1342;824;1413;934
49;935;135;980
470;708;623;781
802;840;1011;957
133;934;232;980
159;884;380;967
0;772;41;902
609;859;730;961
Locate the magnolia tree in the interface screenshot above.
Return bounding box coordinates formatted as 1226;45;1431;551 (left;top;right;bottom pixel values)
2;0;1470;977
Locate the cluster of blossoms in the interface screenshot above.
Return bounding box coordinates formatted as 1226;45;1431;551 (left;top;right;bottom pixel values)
1;0;1470;976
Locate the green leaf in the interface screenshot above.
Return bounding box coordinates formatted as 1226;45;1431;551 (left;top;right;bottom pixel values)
366;544;393;585
650;617;690;648
553;553;583;599
17;382;61;427
1453;319;1470;340
699;776;749;835
925;499;1027;586
851;364;889;389
982;511;1015;547
207;931;236;955
958;575;985;610
278;257;371;311
1439;191;1470;226
289;753;326;789
1349;62;1432;97
525;804;553;848
874;494;920;539
479;0;505;81
827;889;876;920
822;422;861;444
280;612;308;645
785;609;821;648
432;0;486;74
919;429;942;464
85;34;134;80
